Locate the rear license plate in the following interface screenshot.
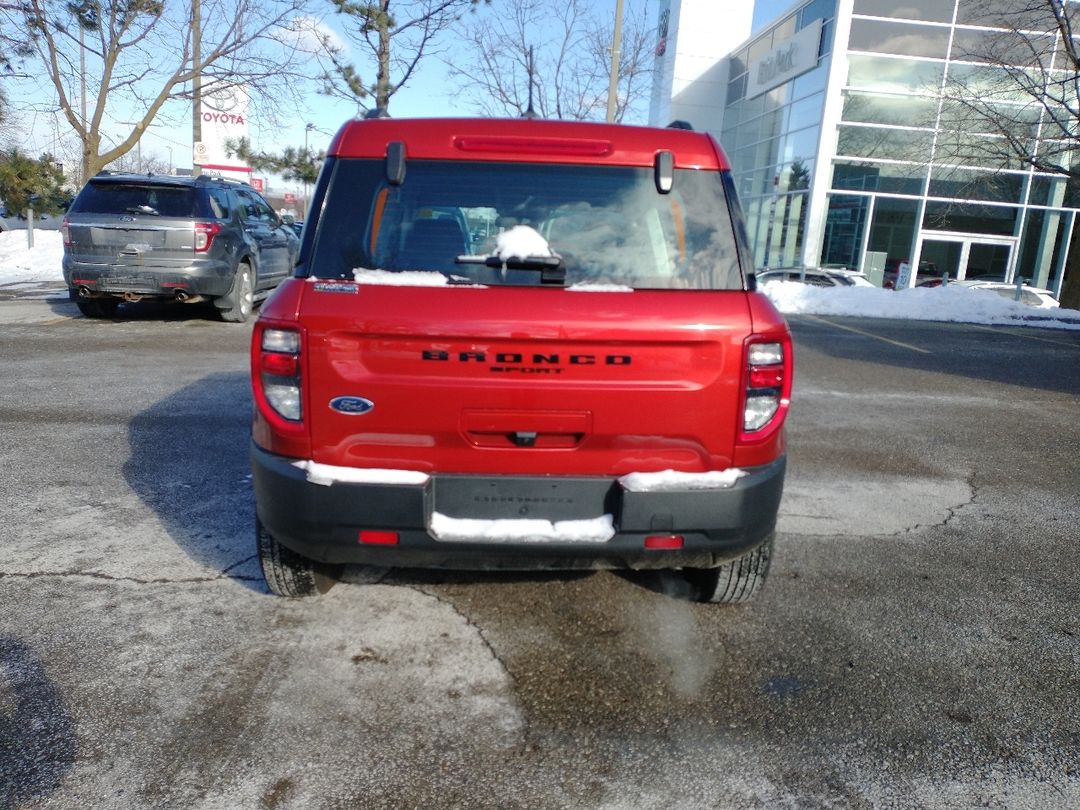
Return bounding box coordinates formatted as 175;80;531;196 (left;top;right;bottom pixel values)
430;476;613;521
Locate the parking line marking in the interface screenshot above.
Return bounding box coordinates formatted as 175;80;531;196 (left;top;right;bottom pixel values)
965;322;1080;349
796;314;933;354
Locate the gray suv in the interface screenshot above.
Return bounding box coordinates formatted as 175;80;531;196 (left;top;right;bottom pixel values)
62;172;299;321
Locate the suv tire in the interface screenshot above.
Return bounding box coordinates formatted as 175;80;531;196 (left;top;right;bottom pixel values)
218;261;254;323
681;532;774;603
256;519;339;597
76;298;121;319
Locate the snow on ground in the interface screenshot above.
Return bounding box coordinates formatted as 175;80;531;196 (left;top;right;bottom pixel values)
0;229;64;285
2;229;1078;329
761;279;1080;330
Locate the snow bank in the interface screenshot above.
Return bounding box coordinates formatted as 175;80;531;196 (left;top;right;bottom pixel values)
0;230;64;285
761;280;1080;329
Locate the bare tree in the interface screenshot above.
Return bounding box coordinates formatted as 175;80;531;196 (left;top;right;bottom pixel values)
321;0;486;115
446;0;652;123
0;0;315;181
931;0;1080;306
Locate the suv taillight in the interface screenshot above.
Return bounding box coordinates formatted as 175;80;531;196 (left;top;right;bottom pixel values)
61;216;72;247
259;328;302;421
194;221;221;253
740;338;791;440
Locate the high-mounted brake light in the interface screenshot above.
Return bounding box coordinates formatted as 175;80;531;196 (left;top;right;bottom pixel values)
741;339;791;438
194;221;221;253
260;328;302;421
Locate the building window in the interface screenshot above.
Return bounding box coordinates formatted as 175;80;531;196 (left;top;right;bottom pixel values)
852;0;954;23
923;201;1019;236
927;167;1026;204
847;54;944;94
821;194;870;267
1017;209;1070;292
837;124;934;161
867;197;919;266
833;161;927;195
842;91;938;128
849;19;951;59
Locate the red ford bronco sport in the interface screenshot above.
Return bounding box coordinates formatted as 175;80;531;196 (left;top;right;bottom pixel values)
250;118;792;601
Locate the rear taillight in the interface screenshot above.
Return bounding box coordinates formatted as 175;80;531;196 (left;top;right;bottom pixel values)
259;328;302;421
742;339;790;437
194;221;221;253
61;216;72;247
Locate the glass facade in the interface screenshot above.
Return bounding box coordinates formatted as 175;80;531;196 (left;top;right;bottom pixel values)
711;0;1078;299
721;0;836;268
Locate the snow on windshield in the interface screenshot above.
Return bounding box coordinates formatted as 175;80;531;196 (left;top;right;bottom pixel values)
494;226;553;260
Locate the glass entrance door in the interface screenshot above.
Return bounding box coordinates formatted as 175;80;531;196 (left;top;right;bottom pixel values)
915;236;1014;286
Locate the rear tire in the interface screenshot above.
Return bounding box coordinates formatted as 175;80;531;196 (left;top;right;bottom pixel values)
256;519;338;597
75;298;120;319
218;262;254;323
681;532;774;604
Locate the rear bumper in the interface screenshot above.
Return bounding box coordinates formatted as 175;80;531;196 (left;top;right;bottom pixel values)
63;257;233;298
251;442;785;571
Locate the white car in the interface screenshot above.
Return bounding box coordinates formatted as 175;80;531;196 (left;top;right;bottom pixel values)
757;267;875;288
951;280;1060;309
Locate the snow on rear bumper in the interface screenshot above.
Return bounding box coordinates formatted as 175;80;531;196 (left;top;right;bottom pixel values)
251;442;785;570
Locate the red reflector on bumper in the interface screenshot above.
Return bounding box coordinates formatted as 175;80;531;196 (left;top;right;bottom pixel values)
359;530;399;545
644;534;684;550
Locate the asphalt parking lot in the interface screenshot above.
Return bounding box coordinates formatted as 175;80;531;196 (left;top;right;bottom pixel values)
1;296;1078;809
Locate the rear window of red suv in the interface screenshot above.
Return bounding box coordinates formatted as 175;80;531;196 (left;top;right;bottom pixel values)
306;159;745;290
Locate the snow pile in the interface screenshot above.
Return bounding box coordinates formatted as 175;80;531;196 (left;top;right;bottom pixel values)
292;460;430;487
620;469;747;492
430;512;615;544
761;280;1080;329
494;225;553;260
0;230;64;284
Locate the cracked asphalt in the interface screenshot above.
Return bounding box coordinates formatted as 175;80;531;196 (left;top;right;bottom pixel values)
1;297;1079;809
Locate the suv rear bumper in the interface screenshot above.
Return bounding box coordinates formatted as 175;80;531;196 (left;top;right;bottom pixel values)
251;443;785;571
63;257;234;298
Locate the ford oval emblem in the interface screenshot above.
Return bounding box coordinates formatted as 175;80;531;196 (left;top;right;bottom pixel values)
119;215;135;222
329;396;374;415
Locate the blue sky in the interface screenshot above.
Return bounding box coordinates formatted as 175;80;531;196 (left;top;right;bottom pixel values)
3;0;639;197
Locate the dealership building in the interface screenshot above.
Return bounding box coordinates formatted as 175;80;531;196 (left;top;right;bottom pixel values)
650;0;1077;299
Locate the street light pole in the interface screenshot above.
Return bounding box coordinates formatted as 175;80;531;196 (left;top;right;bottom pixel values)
605;0;625;123
304;122;314;217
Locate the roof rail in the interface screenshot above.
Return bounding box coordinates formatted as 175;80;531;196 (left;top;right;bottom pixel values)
667;120;694;130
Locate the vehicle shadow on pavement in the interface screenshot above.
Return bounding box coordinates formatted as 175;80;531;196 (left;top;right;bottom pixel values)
123;371;264;592
51;296;228;322
0;637;77;810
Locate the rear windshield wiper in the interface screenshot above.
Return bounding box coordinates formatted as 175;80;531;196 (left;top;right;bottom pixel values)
125;205;159;216
456;254;567;285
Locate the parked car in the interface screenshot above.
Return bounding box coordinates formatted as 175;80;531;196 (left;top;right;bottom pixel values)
757;267;874;287
250;117;793;602
950;280;1060;309
62;172;299;321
